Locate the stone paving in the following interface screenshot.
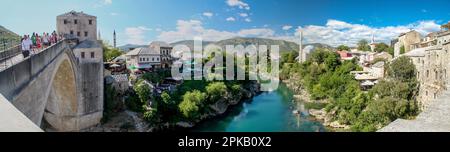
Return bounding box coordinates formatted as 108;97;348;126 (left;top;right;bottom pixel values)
380;85;450;132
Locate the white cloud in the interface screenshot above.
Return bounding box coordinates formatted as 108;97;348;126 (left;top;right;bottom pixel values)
103;0;112;5
244;18;252;22
157;19;442;47
239;13;248;17
226;0;250;10
110;12;119;16
226;17;236;21
125;26;152;45
282;25;293;30
238;28;274;37
203;12;214;18
291;19;441;47
157;20;275;42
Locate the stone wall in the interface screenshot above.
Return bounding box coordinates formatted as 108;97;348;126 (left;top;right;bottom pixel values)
411;46;449;110
0;40;104;131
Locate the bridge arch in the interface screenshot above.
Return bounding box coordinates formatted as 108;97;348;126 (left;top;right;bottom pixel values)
41;51;79;131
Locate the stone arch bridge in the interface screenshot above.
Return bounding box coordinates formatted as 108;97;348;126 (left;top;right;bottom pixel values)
0;40;103;132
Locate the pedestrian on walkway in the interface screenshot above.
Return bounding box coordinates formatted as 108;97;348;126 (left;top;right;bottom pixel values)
21;35;32;58
43;32;49;48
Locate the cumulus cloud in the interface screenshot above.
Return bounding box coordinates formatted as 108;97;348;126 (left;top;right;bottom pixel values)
203;12;214;18
239;13;248;17
291;19;441;47
156;19;441;47
125;26;152;45
157;20;274;42
103;0;112;5
226;0;250;10
226;17;236;21
282;25;293;30
244;18;252;22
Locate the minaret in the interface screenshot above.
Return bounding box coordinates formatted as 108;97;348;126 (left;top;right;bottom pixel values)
370;33;376;52
371;33;375;44
298;30;304;63
113;30;116;48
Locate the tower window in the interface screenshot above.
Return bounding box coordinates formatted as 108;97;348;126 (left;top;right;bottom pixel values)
64;20;68;24
77;31;81;37
70;30;74;35
91;52;95;58
84;31;88;37
81;52;85;58
89;20;93;25
74;19;78;24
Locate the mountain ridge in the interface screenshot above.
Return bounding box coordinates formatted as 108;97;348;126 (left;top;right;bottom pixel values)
118;37;334;52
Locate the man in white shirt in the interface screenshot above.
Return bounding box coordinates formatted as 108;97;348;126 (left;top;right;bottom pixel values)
21;35;32;58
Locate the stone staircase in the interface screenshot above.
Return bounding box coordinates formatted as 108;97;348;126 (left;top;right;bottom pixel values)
379;85;450;132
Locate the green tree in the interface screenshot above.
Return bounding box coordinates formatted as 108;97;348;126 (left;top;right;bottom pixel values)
161;92;173;105
387;47;395;56
103;85;123;123
206;82;228;102
143;108;158;122
125;92;143;112
103;43;123;62
387;56;416;82
230;84;242;97
337;45;350;51
324;52;340;71
134;80;152;104
178;90;207;119
357;39;371;51
374;43;389;53
400;46;405;54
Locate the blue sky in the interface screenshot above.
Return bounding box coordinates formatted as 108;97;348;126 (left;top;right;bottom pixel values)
1;0;450;46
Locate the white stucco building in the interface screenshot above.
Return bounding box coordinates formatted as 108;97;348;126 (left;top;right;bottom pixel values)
126;47;161;70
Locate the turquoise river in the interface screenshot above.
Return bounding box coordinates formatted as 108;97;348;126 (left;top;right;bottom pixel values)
192;83;327;132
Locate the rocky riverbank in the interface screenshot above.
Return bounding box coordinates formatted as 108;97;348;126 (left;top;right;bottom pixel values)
283;75;350;130
173;81;261;130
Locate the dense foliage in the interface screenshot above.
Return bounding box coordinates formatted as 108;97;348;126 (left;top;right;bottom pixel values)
374;43;389;53
102;42;123;62
357;39;371;51
281;48;419;132
337;45;350;51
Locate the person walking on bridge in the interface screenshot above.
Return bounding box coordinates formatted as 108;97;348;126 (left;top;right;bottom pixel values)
31;33;36;47
21;35;32;58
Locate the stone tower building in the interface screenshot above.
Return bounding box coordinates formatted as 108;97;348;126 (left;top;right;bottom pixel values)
56;11;104;130
57;11;97;41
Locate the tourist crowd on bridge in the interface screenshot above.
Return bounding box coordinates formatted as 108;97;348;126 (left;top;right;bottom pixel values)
20;31;62;58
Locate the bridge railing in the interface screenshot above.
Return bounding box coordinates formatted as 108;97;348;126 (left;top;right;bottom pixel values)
0;40;67;101
0;45;22;67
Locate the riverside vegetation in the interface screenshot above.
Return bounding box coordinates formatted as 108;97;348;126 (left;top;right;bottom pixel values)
103;49;261;131
281;47;419;132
